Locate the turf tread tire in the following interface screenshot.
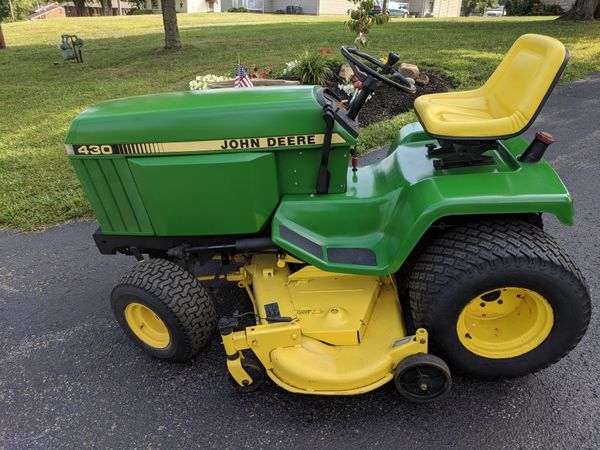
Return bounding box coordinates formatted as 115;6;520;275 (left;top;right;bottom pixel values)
111;259;216;362
407;219;591;378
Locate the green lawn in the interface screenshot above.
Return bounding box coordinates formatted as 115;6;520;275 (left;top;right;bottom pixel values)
1;14;600;230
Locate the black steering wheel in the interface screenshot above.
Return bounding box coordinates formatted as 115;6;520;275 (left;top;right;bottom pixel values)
341;46;416;94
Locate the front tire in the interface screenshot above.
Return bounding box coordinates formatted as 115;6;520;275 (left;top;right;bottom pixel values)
407;219;591;378
111;259;216;362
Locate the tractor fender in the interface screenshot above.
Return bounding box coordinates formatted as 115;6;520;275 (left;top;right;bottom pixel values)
272;123;573;276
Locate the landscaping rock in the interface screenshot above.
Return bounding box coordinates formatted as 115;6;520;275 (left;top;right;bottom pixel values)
339;63;355;82
399;63;419;79
415;73;430;86
406;77;415;85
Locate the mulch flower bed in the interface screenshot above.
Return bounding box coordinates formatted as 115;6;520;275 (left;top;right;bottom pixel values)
327;71;454;127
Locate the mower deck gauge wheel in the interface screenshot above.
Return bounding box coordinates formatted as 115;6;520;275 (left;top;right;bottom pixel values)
394;353;452;403
227;361;266;393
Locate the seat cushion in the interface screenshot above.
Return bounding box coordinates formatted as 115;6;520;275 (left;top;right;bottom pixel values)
414;93;527;139
414;34;568;140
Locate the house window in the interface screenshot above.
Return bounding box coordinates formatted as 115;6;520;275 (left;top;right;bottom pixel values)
429;0;434;12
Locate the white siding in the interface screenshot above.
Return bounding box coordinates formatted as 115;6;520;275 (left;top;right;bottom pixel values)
408;0;427;15
432;0;460;16
265;0;319;14
318;0;351;15
182;0;221;12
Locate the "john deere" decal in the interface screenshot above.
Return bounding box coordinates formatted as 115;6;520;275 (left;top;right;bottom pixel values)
67;133;347;156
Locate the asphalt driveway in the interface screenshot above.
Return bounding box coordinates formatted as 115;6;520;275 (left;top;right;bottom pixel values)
1;74;599;449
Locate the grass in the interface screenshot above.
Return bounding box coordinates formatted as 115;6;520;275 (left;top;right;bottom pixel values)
1;14;600;230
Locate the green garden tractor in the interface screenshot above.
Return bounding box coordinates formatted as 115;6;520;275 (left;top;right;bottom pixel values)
66;34;591;402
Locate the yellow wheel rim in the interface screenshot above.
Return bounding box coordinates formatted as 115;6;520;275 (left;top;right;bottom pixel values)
124;303;170;349
457;288;553;359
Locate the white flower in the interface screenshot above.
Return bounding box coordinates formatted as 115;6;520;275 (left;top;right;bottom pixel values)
189;74;232;91
338;83;357;97
337;83;374;101
282;60;299;75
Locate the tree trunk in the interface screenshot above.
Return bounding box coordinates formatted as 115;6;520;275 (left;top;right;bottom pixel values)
100;0;114;15
74;0;89;16
0;23;6;50
382;0;389;13
8;0;15;21
559;0;599;19
161;0;181;50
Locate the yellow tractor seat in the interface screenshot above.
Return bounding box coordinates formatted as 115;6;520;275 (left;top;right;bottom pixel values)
414;34;569;140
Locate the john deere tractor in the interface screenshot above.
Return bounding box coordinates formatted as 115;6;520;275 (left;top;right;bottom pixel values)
66;34;590;402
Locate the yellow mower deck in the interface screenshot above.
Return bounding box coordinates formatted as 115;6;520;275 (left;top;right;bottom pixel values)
220;254;428;395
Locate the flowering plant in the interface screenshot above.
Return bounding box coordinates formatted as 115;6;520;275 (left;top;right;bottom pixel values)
337;82;374;101
248;65;274;79
281;49;336;86
282;60;299;76
189;74;231;90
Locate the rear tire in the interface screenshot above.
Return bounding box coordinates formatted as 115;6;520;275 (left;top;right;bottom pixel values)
111;259;216;362
407;219;591;378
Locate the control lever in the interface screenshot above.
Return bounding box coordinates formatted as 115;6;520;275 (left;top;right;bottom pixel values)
387;51;401;67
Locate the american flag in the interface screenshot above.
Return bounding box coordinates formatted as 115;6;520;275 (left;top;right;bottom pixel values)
234;57;253;88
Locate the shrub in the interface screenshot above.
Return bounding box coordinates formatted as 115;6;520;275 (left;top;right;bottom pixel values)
273;9;286;14
228;7;249;12
505;0;534;15
128;8;154;14
282;50;335;86
504;0;562;15
462;0;497;16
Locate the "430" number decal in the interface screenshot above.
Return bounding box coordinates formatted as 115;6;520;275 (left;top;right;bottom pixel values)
74;145;114;155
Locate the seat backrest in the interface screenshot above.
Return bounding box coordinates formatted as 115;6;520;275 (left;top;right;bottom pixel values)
482;34;568;126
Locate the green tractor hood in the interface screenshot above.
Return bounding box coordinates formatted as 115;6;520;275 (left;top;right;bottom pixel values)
65;86;355;145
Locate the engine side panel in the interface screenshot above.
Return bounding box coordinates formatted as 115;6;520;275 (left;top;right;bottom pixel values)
128;152;279;236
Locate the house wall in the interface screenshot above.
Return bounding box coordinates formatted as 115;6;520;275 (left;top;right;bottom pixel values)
408;0;426;15
144;0;221;13
184;0;221;13
409;0;460;16
42;7;66;18
318;0;351;15
265;0;319;14
224;0;346;14
432;0;460;16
